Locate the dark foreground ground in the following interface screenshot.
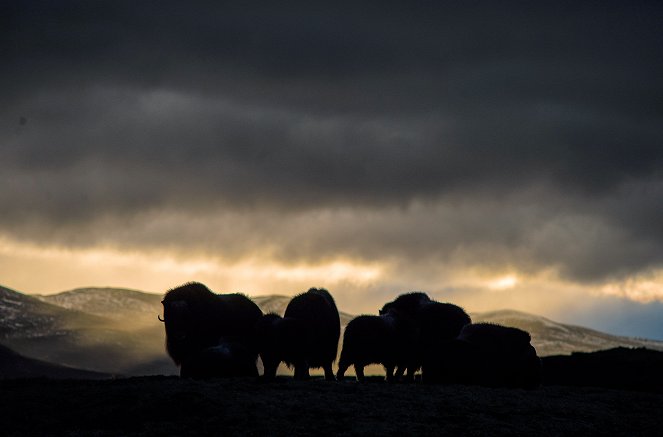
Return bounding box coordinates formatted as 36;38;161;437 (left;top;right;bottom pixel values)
2;377;663;436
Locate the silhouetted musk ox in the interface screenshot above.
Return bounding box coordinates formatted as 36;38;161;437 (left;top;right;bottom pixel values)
337;310;418;382
422;323;541;388
159;282;263;378
380;292;471;380
255;288;340;380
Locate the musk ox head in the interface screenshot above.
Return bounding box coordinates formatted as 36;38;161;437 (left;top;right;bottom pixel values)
161;299;194;365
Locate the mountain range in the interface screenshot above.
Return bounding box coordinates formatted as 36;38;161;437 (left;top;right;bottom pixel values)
1;285;662;378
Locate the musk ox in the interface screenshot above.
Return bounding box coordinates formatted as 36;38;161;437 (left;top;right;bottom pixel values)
255;288;340;380
159;282;263;378
336;311;418;382
422;323;541;388
380;292;471;380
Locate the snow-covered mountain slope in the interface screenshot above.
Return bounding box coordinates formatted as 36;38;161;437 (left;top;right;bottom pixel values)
0;286;173;376
472;309;663;356
0;286;112;339
36;287;162;327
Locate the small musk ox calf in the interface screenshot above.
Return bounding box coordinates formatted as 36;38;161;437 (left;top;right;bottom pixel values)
159;282;263;378
380;292;471;381
255;288;340;380
336;311;417;382
422;323;541;388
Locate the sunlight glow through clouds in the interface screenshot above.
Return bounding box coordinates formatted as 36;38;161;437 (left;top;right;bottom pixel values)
0;236;383;296
486;274;519;291
1;235;662;315
599;271;663;303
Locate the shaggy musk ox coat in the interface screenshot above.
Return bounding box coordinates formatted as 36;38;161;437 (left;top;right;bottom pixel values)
160;282;263;378
337;311;418;382
255;288;340;380
422;323;541;388
380;292;471;380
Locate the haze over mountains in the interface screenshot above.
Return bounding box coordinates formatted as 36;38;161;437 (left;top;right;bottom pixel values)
1;285;662;378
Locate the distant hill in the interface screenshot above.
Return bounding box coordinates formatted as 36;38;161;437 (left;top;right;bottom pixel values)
0;343;109;379
0;285;113;338
0;286;175;376
36;287;162;327
472;309;663;356
3;286;663;377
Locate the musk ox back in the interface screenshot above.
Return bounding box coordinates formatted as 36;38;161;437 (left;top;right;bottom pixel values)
256;288;340;380
337;311;417;382
160;282;263;378
423;323;541;388
380;292;471;380
418;302;472;349
379;291;432;317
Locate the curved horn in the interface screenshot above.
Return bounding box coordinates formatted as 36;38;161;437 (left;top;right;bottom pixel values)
158;315;165;322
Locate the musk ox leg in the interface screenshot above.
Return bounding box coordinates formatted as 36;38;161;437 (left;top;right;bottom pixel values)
179;362;191;379
385;365;396;383
403;365;417;382
355;365;365;382
323;362;336;381
293;361;310;380
337;362;349;381
261;358;279;380
395;365;416;382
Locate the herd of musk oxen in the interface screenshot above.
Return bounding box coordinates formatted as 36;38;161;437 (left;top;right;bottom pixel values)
159;282;542;388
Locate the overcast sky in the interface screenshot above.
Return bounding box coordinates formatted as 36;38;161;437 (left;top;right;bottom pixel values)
2;1;663;338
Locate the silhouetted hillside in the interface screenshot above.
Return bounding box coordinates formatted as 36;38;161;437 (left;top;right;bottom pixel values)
542;347;663;392
0;343;109;379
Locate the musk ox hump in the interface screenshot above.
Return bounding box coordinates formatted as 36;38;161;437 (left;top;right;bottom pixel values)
418;302;472;338
380;291;432;316
163;282;215;303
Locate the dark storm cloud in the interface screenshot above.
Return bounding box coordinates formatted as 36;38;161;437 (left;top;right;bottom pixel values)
2;1;663;282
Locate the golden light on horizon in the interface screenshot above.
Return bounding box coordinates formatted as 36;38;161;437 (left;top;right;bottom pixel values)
2;234;663;318
486;274;519;291
0;235;384;297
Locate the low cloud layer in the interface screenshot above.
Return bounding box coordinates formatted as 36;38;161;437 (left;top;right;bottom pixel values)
3;2;663;294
